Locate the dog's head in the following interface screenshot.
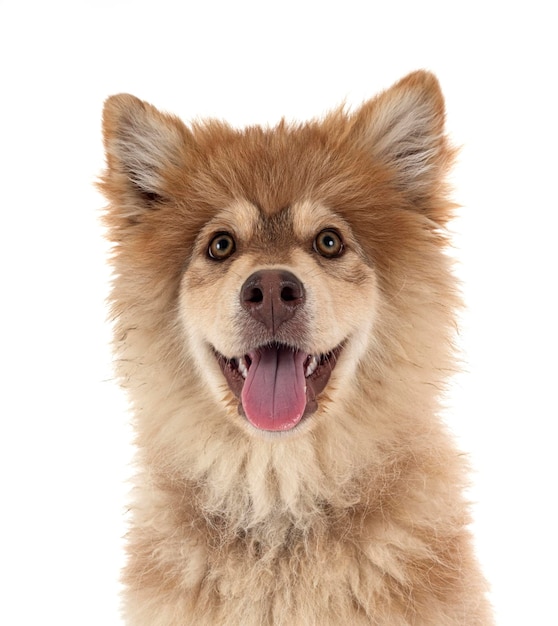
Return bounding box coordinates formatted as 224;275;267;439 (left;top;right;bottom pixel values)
100;71;456;439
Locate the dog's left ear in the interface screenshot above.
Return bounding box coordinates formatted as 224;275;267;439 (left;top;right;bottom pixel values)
350;71;454;221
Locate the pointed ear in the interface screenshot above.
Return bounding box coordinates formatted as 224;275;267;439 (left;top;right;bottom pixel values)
100;94;192;211
350;71;453;211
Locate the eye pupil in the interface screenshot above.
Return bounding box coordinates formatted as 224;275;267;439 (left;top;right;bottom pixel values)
314;229;343;258
209;233;236;260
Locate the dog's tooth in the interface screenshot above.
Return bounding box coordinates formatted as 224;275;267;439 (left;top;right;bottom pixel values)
238;356;249;379
305;355;318;378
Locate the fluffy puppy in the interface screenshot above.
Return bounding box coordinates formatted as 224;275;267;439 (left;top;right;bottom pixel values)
100;71;493;625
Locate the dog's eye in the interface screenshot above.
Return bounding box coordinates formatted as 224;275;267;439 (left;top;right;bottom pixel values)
313;229;344;258
208;232;236;260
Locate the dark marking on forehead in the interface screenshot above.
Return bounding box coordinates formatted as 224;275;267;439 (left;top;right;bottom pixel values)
256;206;294;239
250;206;298;260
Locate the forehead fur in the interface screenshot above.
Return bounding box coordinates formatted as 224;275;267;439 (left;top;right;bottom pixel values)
183;117;369;215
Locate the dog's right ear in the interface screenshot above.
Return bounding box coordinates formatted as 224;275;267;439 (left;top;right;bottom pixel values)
99;94;193;219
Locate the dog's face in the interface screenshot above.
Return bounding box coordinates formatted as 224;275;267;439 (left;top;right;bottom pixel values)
179;197;378;434
100;71;455;439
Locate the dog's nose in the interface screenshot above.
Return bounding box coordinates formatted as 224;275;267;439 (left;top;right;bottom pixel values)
240;270;305;334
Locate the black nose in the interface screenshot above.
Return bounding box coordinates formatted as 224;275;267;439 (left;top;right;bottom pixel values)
240;270;305;334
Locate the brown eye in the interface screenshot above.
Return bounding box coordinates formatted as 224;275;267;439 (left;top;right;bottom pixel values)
208;232;236;260
313;229;344;258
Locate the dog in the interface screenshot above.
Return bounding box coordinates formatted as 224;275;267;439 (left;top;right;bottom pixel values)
99;71;492;625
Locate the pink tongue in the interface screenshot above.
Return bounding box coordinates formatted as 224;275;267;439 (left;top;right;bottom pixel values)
241;346;307;431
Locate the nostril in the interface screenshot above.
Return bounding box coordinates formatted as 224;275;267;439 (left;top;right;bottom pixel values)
245;286;264;304
281;285;300;302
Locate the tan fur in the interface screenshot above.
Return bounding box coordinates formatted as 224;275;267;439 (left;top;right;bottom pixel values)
99;71;493;625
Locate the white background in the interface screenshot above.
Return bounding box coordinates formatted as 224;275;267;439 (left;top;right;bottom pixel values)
1;1;556;624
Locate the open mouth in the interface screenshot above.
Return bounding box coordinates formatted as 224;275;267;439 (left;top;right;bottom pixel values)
215;343;343;432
